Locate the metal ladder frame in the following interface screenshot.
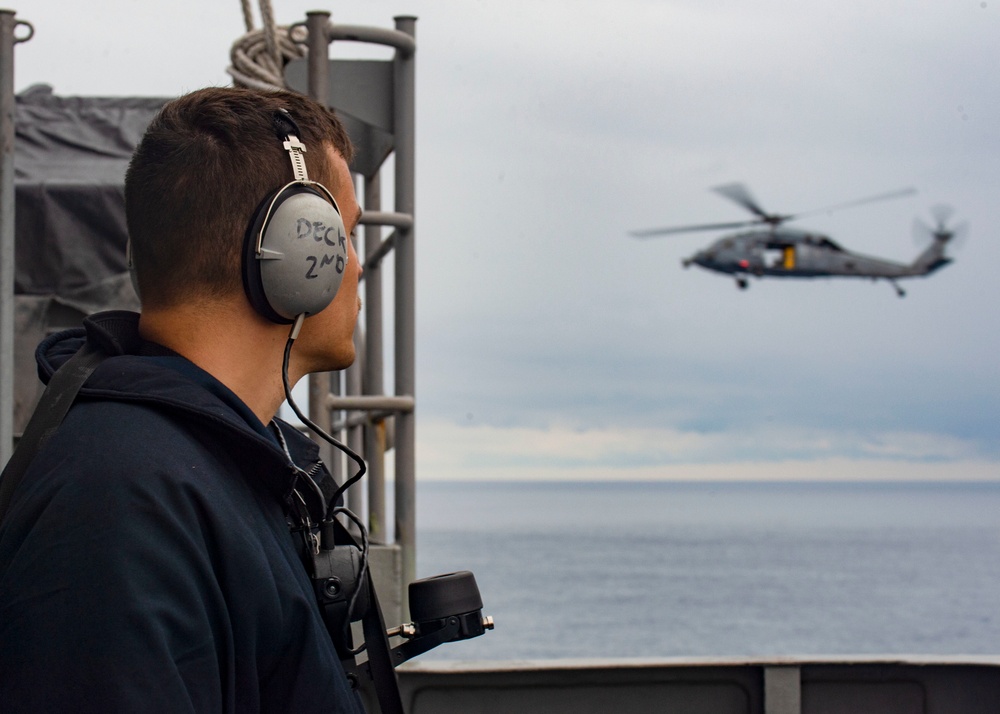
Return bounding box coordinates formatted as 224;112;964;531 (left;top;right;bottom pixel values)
299;12;418;620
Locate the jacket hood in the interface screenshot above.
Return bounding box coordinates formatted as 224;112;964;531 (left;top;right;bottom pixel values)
34;310;334;518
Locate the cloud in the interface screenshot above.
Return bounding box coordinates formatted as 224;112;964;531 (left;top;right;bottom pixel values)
419;310;1000;455
417;420;996;481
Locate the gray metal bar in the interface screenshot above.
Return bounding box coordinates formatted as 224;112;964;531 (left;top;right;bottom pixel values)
357;211;414;274
305;12;330;102
0;10;19;463
304;11;335;473
302;10;418;605
345;197;363;515
333;412;393;432
327;23;415;56
393;15;417;602
345;306;363;514
363;173;387;543
307;372;334;472
362;231;396;274
325;395;414;412
359;211;413;230
764;666;801;714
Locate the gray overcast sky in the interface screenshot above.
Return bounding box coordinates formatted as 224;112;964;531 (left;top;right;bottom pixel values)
14;0;1000;480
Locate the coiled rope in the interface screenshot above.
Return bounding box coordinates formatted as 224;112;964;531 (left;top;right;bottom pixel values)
227;0;307;91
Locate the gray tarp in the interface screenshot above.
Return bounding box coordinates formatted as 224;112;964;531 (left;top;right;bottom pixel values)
12;84;166;431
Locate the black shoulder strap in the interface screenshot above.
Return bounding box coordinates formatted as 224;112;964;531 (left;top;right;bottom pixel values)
0;341;107;522
361;574;406;714
328;516;406;714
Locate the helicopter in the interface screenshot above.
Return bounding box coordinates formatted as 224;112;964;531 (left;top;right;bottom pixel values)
630;183;965;297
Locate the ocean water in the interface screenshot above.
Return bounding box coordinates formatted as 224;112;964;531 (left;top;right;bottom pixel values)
412;480;1000;661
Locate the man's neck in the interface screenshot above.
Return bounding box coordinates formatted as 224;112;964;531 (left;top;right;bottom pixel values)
138;300;292;424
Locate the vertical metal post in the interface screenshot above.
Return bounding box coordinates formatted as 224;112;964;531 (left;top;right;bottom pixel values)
393;16;417;596
764;666;802;714
345;305;363;515
363;173;387;543
0;10;19;463
304;11;335;472
305;11;330;103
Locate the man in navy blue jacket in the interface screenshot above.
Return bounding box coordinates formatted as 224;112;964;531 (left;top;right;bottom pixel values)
0;87;366;712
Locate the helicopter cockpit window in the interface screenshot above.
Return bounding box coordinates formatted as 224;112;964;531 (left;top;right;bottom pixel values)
817;238;845;252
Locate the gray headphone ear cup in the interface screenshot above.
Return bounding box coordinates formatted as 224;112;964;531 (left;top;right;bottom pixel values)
255;185;349;321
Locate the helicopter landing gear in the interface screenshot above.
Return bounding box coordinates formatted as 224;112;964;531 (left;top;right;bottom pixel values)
735;277;749;290
889;279;906;298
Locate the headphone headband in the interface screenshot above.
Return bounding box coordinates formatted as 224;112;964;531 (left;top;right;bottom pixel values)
254;180;341;255
275;109;310;182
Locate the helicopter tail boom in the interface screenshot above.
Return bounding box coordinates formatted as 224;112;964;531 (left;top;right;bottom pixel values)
909;206;965;276
910;235;951;275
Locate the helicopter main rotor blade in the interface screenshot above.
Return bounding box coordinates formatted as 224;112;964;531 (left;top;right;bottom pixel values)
629;219;761;238
712;182;771;219
950;220;970;250
792;187;917;221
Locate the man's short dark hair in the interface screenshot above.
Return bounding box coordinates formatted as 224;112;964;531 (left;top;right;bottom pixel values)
125;87;354;309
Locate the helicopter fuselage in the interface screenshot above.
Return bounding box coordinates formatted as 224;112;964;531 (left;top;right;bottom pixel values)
683;227;949;280
631;182;958;296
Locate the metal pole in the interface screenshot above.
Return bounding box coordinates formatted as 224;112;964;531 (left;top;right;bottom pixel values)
0;10;25;464
345;293;363;515
364;172;387;543
392;16;417;597
305;11;330;103
304;11;335;472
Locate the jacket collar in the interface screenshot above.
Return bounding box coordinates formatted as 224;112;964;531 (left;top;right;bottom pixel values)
35;310;335;521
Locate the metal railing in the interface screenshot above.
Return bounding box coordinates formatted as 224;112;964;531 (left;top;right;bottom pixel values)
0;10;33;466
395;656;1000;714
298;13;418;617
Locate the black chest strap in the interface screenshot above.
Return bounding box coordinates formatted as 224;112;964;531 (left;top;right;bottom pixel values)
0;341;107;523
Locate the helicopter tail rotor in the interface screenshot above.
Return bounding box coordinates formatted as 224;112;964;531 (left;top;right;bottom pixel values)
910;204;965;277
912;204;968;251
